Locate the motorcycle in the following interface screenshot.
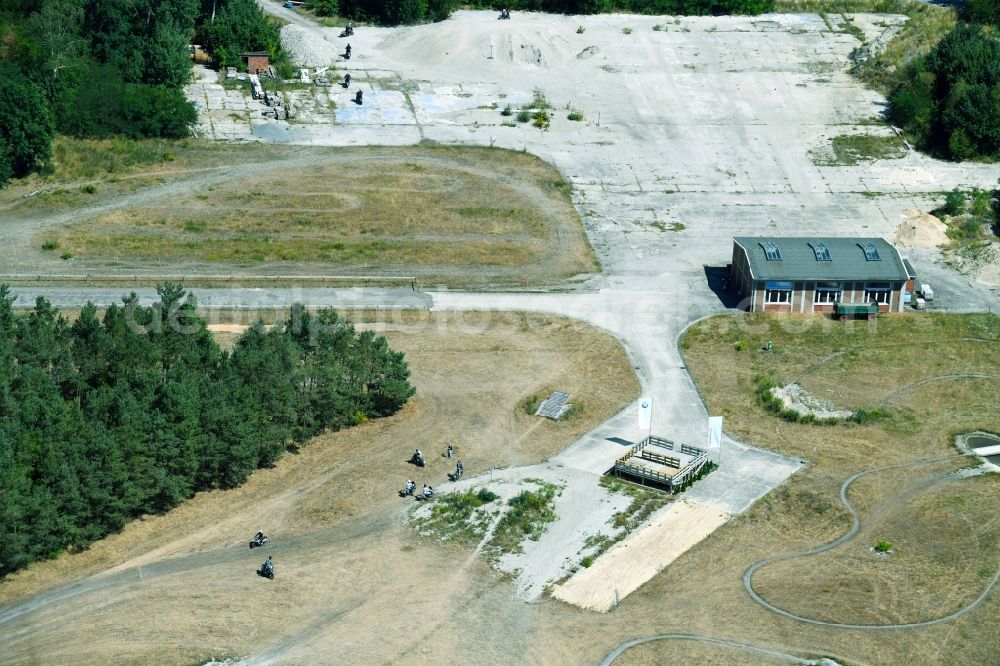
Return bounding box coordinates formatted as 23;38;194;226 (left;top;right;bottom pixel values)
257;558;275;580
249;532;268;549
399;481;416;497
408;451;425;467
448;463;464;482
415;486;435;501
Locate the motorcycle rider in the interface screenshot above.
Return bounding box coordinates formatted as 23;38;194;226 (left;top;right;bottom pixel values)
422;484;434;499
406;479;416;495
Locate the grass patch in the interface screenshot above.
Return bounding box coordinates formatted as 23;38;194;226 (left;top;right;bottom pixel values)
682;312;1000;626
485;481;559;557
809;134;907;166
567;110;584;122
849;3;956;93
41;240;59;251
414;487;501;544
523;394;541;416
873;539;893;553
46;136;187;180
515;109;531;123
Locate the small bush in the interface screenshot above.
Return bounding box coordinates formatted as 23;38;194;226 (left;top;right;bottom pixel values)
41;240;60;251
943;188;966;217
476;488;499;503
653;24;664;31
523;394;540;415
80;184;97;194
500;103;513;116
734;340;747;351
622;27;632;35
532;109;551;129
515;109;531;123
874;540;893;553
580;555;595;567
576;25;585;34
530;88;552;110
567;110;584;121
60;252;73;260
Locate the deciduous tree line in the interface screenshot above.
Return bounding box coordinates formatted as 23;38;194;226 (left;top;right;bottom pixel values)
0;0;283;186
315;0;772;26
889;2;1000;161
0;284;415;576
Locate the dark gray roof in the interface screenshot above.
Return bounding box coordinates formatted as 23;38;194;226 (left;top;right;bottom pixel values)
734;237;908;282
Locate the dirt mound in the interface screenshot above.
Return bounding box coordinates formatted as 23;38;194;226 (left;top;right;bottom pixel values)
894;210;948;249
948;241;1000;285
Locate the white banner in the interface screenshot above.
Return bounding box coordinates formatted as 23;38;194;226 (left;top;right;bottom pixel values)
708;416;723;448
638;397;653;431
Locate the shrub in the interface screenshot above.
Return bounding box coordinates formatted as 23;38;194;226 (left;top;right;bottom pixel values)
476;488;500;503
515;109;531;123
60;251;73;260
874;540;893;553
943;188;967;216
622;27;632;34
500;103;513;116
576;25;585;33
532;109;551;129
80;184;97;194
567;110;584;121
580;555;595;567
523;394;540;415
42;240;60;251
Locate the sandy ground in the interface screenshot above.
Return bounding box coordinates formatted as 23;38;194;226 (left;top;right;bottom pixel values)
552;499;729;611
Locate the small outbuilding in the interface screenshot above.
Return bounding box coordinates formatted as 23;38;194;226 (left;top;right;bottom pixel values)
730;237;910;314
241;51;270;74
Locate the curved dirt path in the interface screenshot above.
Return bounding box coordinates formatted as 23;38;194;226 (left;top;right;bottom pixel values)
877;372;1000;405
599;633;820;665
742;455;1000;630
0;150;589;287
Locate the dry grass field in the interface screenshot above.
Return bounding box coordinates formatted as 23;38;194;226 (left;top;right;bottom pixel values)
14;142;597;288
0;312;638;664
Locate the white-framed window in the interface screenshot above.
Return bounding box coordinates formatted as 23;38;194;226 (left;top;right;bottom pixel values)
814;281;842;304
765;289;791;304
865;282;891;305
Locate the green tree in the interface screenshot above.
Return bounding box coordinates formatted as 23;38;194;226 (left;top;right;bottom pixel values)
0;69;54;181
965;0;1000;27
200;0;280;70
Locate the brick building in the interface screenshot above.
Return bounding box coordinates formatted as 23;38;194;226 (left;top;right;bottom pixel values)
730;237;910;314
241;51;270;74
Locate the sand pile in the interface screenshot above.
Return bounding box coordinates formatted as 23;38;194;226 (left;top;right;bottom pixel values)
894;209;948;249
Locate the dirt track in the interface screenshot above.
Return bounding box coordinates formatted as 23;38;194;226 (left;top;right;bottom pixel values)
0;147;595;289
